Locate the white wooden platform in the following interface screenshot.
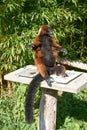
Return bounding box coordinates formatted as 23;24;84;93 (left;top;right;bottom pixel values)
4;65;87;93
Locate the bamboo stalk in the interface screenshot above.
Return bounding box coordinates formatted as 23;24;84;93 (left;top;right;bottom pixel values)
70;33;73;48
80;21;85;59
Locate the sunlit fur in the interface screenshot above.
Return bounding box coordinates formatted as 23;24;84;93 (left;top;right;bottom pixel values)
38;25;52;35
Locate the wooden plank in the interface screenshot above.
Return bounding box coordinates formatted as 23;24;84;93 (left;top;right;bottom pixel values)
41;73;87;93
4;65;34;84
59;60;87;71
4;65;87;93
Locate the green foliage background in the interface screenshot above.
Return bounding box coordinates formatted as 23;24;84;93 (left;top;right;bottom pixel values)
0;0;87;76
0;0;87;130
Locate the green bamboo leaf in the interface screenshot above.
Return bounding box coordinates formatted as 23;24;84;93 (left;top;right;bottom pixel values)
11;46;15;57
20;43;25;52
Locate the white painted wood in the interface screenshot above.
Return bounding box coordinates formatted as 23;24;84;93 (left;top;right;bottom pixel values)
59;60;87;71
4;65;34;84
41;72;87;93
38;88;57;130
4;65;87;93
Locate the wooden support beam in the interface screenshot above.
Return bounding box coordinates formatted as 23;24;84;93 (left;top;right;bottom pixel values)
38;88;57;130
59;60;87;71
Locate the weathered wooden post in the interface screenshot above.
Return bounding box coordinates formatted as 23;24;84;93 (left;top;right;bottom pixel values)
38;88;57;130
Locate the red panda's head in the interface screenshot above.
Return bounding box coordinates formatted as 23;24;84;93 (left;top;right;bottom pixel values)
38;25;53;36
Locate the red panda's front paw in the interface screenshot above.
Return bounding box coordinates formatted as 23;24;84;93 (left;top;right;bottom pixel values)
61;48;68;55
28;44;37;50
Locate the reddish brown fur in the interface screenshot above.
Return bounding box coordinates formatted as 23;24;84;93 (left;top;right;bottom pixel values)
31;25;66;78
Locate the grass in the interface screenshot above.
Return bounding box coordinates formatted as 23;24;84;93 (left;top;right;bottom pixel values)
0;84;87;130
57;90;87;130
